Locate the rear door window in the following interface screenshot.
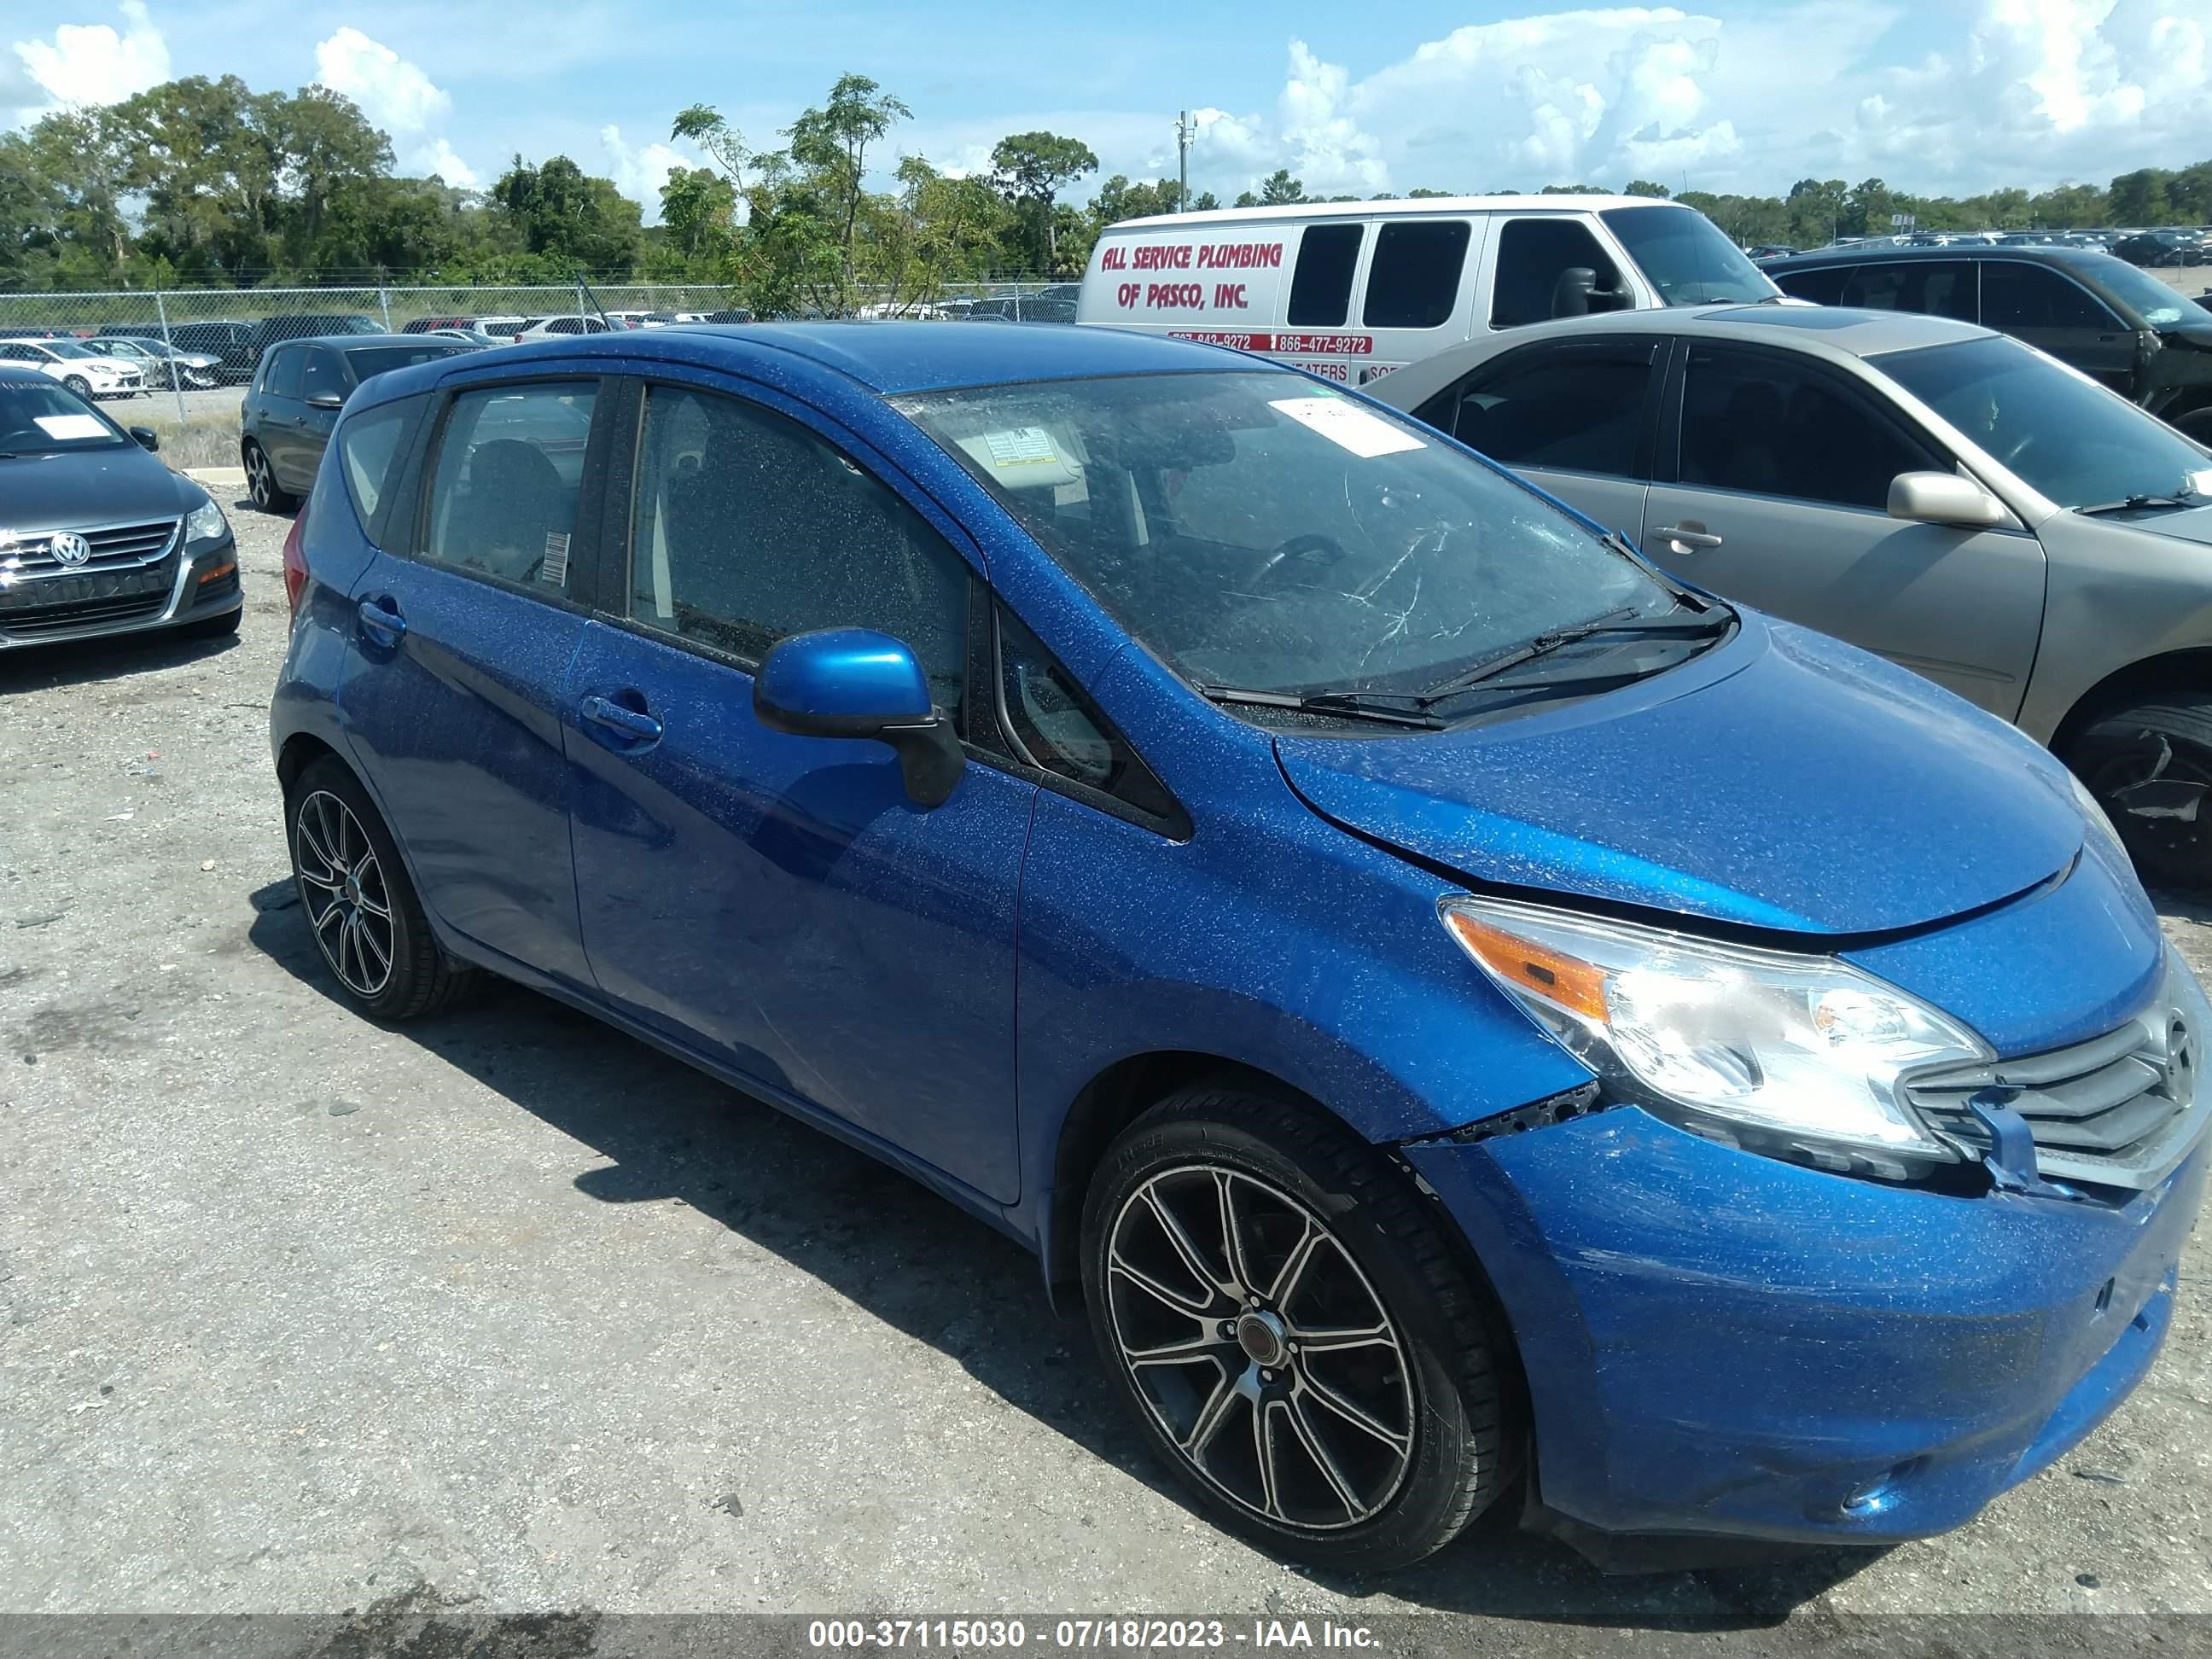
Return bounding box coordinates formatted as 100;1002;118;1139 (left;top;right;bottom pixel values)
1837;262;1976;321
1286;223;1365;327
1982;263;2119;331
1363;220;1471;329
1426;342;1657;476
1677;346;1944;510
422;381;599;591
1490;218;1623;329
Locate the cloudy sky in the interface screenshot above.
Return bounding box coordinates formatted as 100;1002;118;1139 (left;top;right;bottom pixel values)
6;1;2209;220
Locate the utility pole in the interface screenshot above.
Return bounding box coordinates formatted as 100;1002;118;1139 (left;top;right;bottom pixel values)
1177;110;1194;212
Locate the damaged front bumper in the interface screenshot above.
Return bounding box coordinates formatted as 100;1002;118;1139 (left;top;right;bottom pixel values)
1404;1105;2207;1556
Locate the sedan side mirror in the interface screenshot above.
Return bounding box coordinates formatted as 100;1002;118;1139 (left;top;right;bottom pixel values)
754;627;965;808
1888;471;2011;530
306;391;345;410
128;426;159;452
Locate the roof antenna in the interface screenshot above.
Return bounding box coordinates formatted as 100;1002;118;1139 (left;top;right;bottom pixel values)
574;268;614;333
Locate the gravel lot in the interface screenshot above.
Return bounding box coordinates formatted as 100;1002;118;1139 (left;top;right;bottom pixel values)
0;488;2208;1643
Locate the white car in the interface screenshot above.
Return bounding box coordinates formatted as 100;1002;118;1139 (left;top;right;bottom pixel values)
513;315;616;341
0;337;145;399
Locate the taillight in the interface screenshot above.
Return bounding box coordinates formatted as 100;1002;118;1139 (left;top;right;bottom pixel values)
282;493;311;617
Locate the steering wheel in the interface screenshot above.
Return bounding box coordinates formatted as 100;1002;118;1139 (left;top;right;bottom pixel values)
1247;532;1350;591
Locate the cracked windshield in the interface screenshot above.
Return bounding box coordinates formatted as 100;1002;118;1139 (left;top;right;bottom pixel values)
899;371;1668;699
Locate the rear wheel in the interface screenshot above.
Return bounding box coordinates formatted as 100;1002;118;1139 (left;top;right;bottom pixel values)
1082;1085;1513;1571
2069;696;2212;893
286;757;479;1020
244;441;296;514
62;375;91;399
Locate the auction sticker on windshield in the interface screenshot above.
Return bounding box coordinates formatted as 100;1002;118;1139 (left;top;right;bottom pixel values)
34;414;108;440
1269;397;1424;458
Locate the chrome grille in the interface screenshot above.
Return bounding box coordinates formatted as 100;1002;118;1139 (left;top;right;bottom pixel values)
1907;963;2209;1190
0;518;179;578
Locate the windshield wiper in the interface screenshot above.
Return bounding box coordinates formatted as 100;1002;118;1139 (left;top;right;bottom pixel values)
1417;605;1732;706
2076;493;2202;517
1197;684;1447;729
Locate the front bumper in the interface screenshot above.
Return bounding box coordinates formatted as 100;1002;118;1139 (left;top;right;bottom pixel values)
0;535;241;649
1406;1107;2207;1549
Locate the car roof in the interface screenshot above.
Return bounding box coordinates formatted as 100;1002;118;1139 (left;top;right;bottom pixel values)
416;319;1258;394
1768;242;2118;273
1110;193;1684;230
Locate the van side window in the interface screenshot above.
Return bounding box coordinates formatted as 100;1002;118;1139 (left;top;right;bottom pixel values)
1364;221;1471;329
1287;224;1365;327
1490;219;1624;329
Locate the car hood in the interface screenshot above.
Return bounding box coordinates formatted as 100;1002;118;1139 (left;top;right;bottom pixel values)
2128;504;2212;547
0;450;199;532
1273;614;2084;937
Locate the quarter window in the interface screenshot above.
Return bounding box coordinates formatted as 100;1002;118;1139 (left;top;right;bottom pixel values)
626;384;969;711
997;606;1177;819
1430;346;1654;476
1982;263;2117;331
1490;218;1625;329
1678;347;1943;511
335;396;422;528
1364;221;1471;329
1287;223;1364;328
422;381;598;589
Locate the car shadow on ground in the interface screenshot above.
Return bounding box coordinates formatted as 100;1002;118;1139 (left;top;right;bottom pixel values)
0;626;237;691
245;880;1881;1626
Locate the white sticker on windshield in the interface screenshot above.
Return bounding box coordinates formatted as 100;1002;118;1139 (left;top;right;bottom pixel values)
32;414;106;440
983;427;1063;469
1267;397;1423;458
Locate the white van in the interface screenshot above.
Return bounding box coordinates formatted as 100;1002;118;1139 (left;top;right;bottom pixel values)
1075;195;1780;386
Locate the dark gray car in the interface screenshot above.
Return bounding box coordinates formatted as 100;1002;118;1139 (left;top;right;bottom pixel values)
241;335;474;513
0;367;241;649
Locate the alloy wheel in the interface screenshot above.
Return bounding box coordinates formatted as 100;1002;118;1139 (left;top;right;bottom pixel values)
293;789;397;998
2086;740;2212;890
1104;1165;1414;1531
246;446;273;509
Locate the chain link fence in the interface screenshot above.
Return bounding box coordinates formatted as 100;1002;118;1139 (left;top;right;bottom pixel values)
0;279;1076;467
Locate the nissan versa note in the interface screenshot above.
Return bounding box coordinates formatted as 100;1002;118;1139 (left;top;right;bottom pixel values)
270;323;2209;1572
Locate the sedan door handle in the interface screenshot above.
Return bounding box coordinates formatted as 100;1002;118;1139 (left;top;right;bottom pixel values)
1650;525;1725;552
579;694;664;744
355;598;406;641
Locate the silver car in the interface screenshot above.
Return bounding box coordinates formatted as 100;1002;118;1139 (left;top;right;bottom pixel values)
1371;305;2212;888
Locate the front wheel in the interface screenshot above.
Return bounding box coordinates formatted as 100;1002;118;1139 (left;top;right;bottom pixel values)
62;375;92;399
2069;696;2212;893
1082;1086;1513;1571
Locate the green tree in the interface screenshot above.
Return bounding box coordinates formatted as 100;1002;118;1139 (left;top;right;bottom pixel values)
786;74;911;260
1257;168;1305;205
492;154;643;271
1190;190;1221;211
1623;179;1671;199
2110;167;2174;225
990;131;1098;271
1231;190;1258;208
1406;186;1453;198
659;165;736;263
669;104;753;188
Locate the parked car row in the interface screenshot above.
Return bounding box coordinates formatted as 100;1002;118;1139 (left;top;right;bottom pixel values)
0;336;146;399
250;320;2205;1579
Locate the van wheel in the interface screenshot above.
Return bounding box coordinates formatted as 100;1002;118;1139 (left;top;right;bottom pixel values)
1081;1085;1513;1572
2069;698;2212;894
285;757;479;1020
244;442;296;514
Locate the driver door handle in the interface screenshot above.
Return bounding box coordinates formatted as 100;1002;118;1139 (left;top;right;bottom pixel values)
1651;524;1725;552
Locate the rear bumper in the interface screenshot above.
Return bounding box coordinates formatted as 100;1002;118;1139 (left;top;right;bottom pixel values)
0;536;240;649
1405;1108;2207;1549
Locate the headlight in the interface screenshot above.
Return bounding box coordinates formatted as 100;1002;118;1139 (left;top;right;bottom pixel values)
184;496;228;544
1439;896;1992;1176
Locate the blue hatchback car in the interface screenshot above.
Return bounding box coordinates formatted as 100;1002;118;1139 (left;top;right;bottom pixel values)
271;323;2210;1572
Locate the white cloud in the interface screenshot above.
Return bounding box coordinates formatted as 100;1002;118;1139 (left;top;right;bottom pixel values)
12;0;168;111
313;27;448;134
601;125;693;221
412;137;480;190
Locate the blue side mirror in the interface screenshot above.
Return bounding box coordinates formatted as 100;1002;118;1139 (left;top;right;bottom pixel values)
754;627;965;808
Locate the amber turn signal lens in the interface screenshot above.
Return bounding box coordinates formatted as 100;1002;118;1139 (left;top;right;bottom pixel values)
195;560;236;585
1441;911;1610;1022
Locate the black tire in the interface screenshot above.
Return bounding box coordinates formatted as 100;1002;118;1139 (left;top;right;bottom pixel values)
1081;1085;1513;1572
2171;403;2212;446
285;756;480;1020
2069;697;2212;893
243;440;296;514
181;605;242;639
62;375;92;399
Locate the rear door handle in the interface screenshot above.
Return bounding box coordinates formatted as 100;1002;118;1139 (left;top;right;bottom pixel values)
579;694;664;745
1650;525;1725;552
356;598;405;641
